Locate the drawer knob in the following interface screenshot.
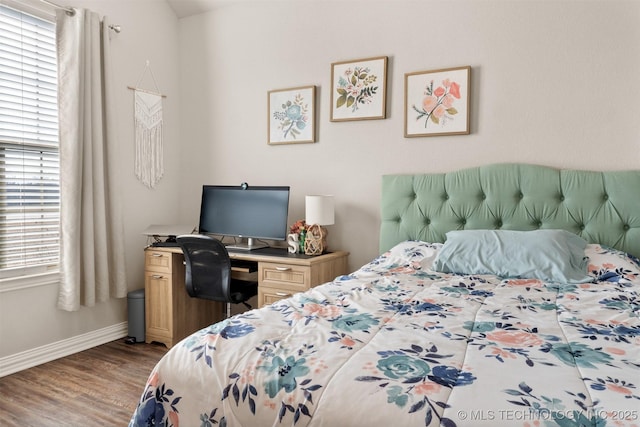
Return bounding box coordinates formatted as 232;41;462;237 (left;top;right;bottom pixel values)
275;292;291;297
152;275;164;279
275;266;291;271
152;253;164;258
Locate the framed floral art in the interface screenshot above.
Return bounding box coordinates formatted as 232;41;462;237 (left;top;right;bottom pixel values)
404;66;471;137
268;85;316;145
330;56;387;122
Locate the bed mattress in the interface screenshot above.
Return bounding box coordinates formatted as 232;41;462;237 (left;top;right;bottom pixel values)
130;240;640;427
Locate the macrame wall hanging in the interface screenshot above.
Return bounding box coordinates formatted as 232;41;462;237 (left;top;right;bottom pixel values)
128;60;166;189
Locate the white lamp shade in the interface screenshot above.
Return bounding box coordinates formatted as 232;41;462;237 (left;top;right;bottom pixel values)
305;195;335;226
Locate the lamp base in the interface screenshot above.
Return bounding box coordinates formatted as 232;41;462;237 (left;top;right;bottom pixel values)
304;224;327;255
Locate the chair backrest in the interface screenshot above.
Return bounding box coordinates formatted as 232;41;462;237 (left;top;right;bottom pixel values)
176;234;231;302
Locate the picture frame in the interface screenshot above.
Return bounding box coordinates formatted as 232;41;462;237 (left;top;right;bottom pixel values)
404;66;471;137
330;56;387;122
268;85;316;145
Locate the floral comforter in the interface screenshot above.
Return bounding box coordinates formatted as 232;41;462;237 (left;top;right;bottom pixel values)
130;241;640;427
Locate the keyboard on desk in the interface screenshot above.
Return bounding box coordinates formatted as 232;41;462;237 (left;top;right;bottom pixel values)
230;259;258;273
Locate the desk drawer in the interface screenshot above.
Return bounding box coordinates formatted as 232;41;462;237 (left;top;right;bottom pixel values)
259;262;310;293
145;250;172;274
259;287;296;306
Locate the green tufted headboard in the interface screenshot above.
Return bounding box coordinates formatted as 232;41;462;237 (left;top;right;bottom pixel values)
380;163;640;258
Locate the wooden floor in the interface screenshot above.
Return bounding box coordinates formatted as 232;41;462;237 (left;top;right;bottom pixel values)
0;339;168;427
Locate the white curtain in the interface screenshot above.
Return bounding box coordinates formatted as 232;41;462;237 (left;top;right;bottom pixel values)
56;9;127;311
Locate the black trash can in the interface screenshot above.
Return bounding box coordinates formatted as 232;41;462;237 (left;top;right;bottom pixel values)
127;288;145;343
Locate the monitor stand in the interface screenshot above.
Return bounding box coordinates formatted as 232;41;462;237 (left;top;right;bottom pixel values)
226;237;268;251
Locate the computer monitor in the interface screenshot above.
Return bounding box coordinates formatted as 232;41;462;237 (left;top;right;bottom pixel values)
198;184;290;250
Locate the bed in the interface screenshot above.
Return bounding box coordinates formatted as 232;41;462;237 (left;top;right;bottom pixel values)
130;163;640;427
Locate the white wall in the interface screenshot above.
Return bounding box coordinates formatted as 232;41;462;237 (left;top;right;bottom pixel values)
176;0;640;270
0;0;181;361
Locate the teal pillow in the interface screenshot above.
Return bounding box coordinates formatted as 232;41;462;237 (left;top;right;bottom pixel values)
433;229;593;283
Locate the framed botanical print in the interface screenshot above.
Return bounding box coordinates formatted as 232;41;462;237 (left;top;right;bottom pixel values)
268;85;316;145
404;66;471;137
330;56;387;122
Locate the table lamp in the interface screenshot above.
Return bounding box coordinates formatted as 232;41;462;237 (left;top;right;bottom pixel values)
304;195;335;255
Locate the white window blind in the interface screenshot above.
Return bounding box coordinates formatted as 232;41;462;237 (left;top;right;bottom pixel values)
0;5;59;276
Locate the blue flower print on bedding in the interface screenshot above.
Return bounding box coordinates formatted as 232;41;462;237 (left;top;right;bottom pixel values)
262;355;310;398
541;342;614;368
504;382;607;427
199;409;226;427
374;240;442;272
376;353;431;380
272;295;343;326
216;321;255;338
386;240;441;262
221;340;324;425
356;344;476;427
130;380;182;427
462;321;560;367
182;318;256;367
585;244;640;283
561;318;640;343
584;376;640;401
331;312;380;333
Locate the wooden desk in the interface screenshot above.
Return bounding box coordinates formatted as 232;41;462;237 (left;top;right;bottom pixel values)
143;246;349;348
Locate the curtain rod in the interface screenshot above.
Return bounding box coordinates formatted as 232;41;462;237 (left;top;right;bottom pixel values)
37;0;122;32
39;0;74;15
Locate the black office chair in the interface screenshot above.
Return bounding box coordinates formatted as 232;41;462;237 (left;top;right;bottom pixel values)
176;234;258;318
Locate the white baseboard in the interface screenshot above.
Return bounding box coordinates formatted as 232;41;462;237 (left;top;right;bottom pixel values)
0;322;128;377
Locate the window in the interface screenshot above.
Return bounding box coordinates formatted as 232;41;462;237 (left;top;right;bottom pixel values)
0;5;59;278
